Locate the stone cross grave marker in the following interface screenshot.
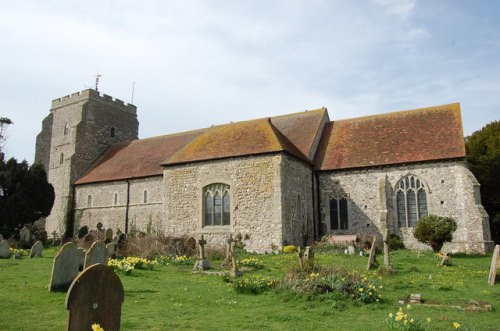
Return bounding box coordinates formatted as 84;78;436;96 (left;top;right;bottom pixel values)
0;240;9;258
193;235;210;270
30;240;43;258
230;250;242;277
225;234;234;263
84;240;108;269
440;253;450;266
49;242;80;292
367;236;378;271
66;264;124;331
297;247;304;270
488;245;500;286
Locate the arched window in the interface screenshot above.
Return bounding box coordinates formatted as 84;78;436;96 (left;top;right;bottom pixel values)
63;123;69;136
87;194;93;207
203;183;230;226
59;152;64;165
110;127;115;137
113;192;119;206
396;175;428;227
143;190;148;203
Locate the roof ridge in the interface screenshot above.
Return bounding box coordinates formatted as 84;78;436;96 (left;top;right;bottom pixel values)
332;103;460;123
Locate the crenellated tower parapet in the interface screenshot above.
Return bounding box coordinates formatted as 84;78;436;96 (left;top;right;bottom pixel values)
51;89;136;114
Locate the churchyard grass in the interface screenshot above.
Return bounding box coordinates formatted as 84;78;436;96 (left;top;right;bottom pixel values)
0;248;499;330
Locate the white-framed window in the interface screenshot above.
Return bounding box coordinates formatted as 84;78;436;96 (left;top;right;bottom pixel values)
143;190;148;203
396;175;428;227
329;197;349;230
203;183;230;226
87;194;93;207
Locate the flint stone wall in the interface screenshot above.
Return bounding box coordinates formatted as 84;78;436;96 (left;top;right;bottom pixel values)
164;153;287;253
74;176;163;233
318;160;492;254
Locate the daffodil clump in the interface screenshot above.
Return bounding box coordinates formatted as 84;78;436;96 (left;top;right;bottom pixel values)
283;245;298;253
8;248;25;257
108;256;157;275
91;323;104;331
232;276;278;294
169;255;194;266
385;306;426;331
238;257;263;269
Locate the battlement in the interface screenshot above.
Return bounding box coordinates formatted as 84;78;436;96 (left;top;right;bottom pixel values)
51;89;136;114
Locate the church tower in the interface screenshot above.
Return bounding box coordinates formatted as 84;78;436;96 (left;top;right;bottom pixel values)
35;89;139;235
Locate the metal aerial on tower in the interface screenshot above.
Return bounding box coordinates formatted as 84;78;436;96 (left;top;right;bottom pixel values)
95;73;102;91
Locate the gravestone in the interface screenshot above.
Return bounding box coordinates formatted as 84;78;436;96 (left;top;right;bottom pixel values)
488;245;500;286
66;264;124;331
20;227;31;247
0;240;9;258
297;247;304;270
366;236;378;271
347;245;355;255
440;253;449;266
51;231;58;246
193;235;210;270
304;246;314;261
49;242;80;291
225;234;234;263
84;240;108;269
30;240;43;258
106;243;116;259
105;228;113;240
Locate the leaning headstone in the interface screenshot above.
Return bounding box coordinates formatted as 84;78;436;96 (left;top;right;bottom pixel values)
105;228;113;240
30;240;43;258
488;245;500;286
84;240;108;269
367;236;378;271
193;235;210;270
20;227;31;247
0;240;10;258
66;264;124;331
49;242;80;292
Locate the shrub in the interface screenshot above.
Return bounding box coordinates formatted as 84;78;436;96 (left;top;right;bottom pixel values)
388;234;405;250
413;215;457;252
283;245;298;253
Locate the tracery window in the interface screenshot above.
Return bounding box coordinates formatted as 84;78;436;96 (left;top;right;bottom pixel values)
329;197;349;230
203;183;230;226
396;175;428;227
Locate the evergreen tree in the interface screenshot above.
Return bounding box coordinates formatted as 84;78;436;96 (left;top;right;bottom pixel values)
0;157;55;237
465;120;500;244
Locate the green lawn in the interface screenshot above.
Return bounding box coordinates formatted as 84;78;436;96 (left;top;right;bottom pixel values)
0;248;499;330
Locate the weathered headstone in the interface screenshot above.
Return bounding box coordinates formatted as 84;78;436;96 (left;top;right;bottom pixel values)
0;240;10;258
410;293;422;304
106;243;116;259
84;240;108;269
488;245;500;286
347;245;355;255
49;242;80;291
51;231;58;246
193;235;210;270
66;264;124;331
105;228;113;240
367;236;378;271
304;246;314;261
30;240;43;258
20;227;31;247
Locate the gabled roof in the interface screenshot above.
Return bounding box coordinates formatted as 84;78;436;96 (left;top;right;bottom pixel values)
75;129;206;184
162;118;309;166
314;103;465;171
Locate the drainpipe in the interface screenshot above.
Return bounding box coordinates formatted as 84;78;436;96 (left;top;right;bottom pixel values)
314;171;321;240
125;179;130;234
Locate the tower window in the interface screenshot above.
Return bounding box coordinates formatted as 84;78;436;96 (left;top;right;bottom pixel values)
63;123;69;136
59;152;64;165
143;190;148;203
110;127;115;137
87;194;93;207
114;192;119;206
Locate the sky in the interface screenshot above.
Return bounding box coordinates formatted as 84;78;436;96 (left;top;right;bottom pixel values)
1;0;499;163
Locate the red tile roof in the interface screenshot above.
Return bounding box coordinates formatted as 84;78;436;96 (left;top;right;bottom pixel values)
314;103;465;171
75;129;206;184
162;118;309;166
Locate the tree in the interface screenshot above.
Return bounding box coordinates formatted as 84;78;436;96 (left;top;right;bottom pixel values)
465;120;500;244
414;215;457;253
0;157;55;238
0;117;12;156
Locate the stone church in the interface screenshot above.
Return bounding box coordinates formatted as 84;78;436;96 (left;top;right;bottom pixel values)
35;89;492;253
